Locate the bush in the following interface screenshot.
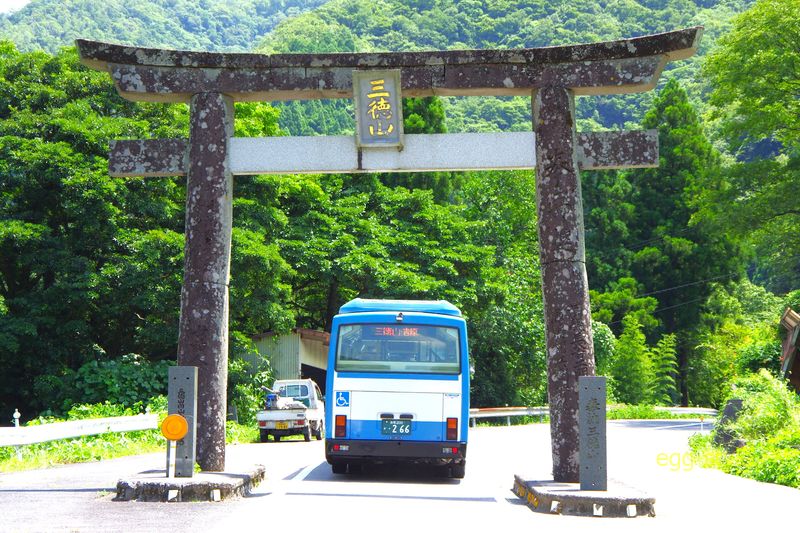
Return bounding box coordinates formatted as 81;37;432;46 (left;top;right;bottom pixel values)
693;370;800;488
71;354;173;410
726;369;799;441
735;340;782;376
66;401;139;420
723;442;800;488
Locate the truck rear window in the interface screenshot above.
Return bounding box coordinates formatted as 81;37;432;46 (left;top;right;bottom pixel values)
278;384;309;397
335;324;460;374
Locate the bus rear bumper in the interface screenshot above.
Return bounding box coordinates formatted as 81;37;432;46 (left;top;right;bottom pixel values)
326;439;466;464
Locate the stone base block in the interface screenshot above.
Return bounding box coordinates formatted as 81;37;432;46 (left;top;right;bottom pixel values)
513;475;655;517
115;465;265;502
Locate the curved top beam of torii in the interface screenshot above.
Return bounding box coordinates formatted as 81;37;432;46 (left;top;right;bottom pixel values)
76;27;702;103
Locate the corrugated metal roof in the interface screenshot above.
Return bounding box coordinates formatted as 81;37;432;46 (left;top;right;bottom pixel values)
338;298;462;317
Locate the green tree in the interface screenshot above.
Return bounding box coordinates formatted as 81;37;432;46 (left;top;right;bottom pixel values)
0;43;293;417
611;315;652;404
590;277;659;336
625;79;743;401
650;333;679;405
583;170;636;289
700;0;800;292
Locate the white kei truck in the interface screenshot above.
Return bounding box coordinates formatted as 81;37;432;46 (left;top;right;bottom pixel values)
256;379;325;442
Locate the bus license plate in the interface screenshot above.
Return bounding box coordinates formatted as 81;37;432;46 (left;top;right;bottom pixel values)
381;420;411;435
276;422;288;430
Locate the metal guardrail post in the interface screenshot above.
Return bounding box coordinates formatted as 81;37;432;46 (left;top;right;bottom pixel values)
12;409;21;459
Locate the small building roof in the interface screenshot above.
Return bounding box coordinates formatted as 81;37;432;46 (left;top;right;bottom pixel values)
780;307;800;391
338;298;462;317
252;327;330;345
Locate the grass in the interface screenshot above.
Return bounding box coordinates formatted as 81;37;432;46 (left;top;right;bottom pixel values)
0;430;165;472
474;404;706;427
606;404;707;420
1;405;260;473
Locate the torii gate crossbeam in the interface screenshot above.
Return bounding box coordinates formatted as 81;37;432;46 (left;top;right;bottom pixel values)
77;27;701;481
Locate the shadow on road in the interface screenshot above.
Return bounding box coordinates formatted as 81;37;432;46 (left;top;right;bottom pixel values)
0;487;112;493
304;461;462;485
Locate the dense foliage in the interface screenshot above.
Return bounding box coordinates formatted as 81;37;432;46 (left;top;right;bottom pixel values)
0;0;798;430
0;42;544;419
0;0;331;53
699;0;800;293
255;0;756;134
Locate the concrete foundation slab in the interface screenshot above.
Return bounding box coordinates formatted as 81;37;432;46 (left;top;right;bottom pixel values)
115;464;265;502
513;475;655;517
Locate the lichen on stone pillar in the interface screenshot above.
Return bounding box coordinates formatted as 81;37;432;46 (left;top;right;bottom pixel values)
533;85;596;483
177;92;234;472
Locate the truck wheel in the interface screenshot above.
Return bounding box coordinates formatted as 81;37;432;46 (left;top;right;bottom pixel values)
259;429;269;443
315;420;324;440
450;462;466;479
331;462;346;475
303;424;312;442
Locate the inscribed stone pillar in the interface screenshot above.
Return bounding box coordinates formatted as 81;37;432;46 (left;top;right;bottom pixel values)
177;92;234;472
533;86;596;483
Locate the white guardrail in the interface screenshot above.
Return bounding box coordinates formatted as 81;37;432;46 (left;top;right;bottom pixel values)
1;406;717;447
0;414;158;447
469;406;718;426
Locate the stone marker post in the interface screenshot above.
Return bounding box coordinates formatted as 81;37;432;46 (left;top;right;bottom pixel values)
579;376;607;490
533;86;596;483
167;366;197;477
176;93;234;472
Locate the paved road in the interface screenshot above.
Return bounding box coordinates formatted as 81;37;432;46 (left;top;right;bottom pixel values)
1;420;798;532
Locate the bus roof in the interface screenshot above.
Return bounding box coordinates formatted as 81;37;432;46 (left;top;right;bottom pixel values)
338;298;462;317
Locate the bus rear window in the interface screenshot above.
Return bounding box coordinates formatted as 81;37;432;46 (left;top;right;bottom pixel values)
335;324;460;374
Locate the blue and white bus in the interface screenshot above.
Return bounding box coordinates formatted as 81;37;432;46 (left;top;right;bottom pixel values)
325;299;469;478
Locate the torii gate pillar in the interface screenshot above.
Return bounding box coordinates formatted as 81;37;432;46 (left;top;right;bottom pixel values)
178;93;235;470
534;86;595;481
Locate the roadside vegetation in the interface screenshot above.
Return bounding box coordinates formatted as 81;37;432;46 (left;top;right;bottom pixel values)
0;398;258;473
690;371;800;488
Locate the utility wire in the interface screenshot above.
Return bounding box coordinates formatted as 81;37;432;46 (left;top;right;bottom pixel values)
638;272;739;298
605;297;708;326
625;227;695;251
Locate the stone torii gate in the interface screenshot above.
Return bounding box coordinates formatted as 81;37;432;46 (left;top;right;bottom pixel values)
77;27;701;480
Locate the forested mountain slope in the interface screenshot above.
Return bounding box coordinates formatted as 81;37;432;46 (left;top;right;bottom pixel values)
254;0;754;133
0;0;753;131
0;0;331;53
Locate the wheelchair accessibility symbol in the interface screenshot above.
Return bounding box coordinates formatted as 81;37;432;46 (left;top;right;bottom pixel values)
335;391;350;407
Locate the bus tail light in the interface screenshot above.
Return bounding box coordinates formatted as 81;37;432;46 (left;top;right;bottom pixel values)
335;415;347;438
446;418;458;440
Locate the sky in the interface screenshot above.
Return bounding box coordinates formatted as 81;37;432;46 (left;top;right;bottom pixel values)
0;0;31;15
